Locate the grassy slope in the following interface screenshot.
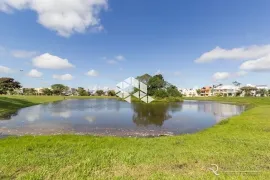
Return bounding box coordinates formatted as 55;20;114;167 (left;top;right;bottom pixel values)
0;96;270;179
0;95;116;116
0;96;63;117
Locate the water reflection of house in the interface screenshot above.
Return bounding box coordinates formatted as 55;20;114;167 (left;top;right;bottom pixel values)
197;102;243;122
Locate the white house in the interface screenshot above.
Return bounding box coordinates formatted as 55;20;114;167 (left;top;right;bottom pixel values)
212;85;240;97
179;88;198;97
34;88;44;95
256;85;269;90
246;84;268;90
255;85;269;97
245;84;268;96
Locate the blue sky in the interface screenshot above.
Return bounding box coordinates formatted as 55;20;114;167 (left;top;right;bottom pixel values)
0;0;270;89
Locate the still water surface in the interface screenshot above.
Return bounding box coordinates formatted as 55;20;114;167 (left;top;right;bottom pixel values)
0;99;245;136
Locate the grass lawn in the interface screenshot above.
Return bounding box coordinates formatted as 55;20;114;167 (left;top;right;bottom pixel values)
0;96;270;179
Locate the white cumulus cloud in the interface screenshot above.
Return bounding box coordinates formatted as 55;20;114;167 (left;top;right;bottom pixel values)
53;74;73;81
32;53;74;69
11;50;37;58
212;72;230;81
195;45;270;63
0;65;12;73
28;69;43;78
239;54;270;72
86;69;98;77
115;55;125;61
0;0;108;37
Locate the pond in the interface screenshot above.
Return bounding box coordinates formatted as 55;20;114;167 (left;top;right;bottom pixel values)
0;99;245;137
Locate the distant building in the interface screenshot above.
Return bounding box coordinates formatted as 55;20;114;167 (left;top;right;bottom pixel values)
34;88;44;95
246;84;256;88
179;88;198;97
15;88;23;94
103;86;110;96
88;90;95;95
255;85;269;90
67;88;78;96
246;84;268;89
244;84;268;97
213;85;240;97
255;85;269;97
200;86;212;96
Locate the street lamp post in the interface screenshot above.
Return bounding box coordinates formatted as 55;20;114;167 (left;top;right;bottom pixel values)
19;69;24;95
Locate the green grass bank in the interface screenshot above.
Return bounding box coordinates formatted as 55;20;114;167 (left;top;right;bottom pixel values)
0;96;270;179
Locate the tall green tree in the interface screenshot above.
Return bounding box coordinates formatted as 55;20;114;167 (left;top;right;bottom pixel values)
51;84;66;95
135;73;182;99
233;81;241;87
196;89;201;95
256;89;268;97
96;90;105;96
147;74;166;96
167;85;182;97
136;74;152;84
107;90;116;96
240;86;257;97
154;89;169;98
77;87;89;96
23;88;37;95
42;88;53;96
0;77;21;95
213;84;223;88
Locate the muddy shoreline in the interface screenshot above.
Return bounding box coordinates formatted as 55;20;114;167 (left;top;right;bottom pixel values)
0;128;175;138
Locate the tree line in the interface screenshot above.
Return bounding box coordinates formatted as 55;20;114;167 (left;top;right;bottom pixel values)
0;75;181;98
0;77;116;96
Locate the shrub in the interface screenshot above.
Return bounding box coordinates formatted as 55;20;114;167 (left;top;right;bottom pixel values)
167;85;182;97
107;90;116;96
154;89;169;98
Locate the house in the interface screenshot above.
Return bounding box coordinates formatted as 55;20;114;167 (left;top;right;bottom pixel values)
200;86;212;96
14;88;23;95
103;86;110;96
65;88;78;96
244;84;268;97
256;85;269;90
212;85;240;97
179;88;198;97
245;84;268;90
255;85;269;97
34;88;44;95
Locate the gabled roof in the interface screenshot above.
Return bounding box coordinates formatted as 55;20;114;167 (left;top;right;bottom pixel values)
214;85;239;90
